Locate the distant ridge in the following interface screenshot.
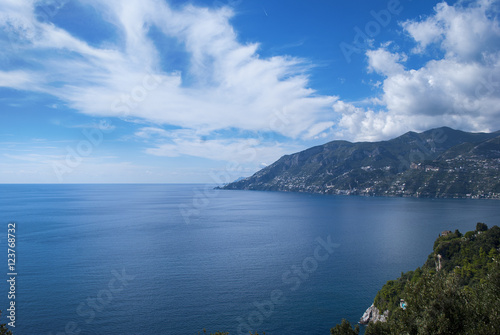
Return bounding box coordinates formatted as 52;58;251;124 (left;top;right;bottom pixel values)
222;127;500;199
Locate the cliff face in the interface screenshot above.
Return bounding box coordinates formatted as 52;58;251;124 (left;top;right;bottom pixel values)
359;304;389;325
222;127;500;199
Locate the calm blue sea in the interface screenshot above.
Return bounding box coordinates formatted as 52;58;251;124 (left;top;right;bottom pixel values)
1;184;500;335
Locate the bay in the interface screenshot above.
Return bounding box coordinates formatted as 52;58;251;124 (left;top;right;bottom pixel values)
1;184;499;334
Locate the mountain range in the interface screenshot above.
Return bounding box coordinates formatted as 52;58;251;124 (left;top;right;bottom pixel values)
222;127;500;199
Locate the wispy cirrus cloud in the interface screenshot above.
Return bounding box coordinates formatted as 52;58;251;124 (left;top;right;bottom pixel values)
0;0;336;165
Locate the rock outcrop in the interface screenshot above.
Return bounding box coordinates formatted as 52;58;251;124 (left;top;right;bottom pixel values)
359;304;389;325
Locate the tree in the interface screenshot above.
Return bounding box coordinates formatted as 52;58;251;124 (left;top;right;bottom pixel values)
0;312;12;335
364;321;390;335
476;222;488;232
362;225;500;335
330;319;359;335
391;271;468;334
465;260;500;334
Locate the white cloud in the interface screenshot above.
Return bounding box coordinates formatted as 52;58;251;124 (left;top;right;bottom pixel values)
134;127;170;139
304;121;336;139
402;16;443;54
2;0;499;169
367;48;406;76
402;0;500;61
336;0;500;141
137;127;301;167
0;70;40;88
0;0;336;158
332;99;407;141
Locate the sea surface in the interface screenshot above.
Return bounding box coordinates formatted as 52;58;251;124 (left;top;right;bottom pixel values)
1;184;500;335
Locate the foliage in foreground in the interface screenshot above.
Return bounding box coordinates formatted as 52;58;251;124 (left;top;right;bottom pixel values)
0;312;12;335
364;262;500;334
331;223;500;335
330;319;359;334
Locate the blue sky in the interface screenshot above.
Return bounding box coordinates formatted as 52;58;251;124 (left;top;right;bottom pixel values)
1;0;500;183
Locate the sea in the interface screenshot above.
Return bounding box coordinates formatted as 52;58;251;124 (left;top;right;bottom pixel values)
1;184;500;335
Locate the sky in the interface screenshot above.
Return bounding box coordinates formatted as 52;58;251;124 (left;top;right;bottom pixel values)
1;0;500;183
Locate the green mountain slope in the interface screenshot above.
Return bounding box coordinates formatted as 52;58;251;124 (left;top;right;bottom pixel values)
222;127;500;199
332;223;500;335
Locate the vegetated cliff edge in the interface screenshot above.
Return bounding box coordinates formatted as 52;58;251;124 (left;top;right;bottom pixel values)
351;223;500;335
222;127;500;199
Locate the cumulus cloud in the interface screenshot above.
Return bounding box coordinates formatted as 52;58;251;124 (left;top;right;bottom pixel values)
336;0;500;141
402;0;500;61
367;47;406;76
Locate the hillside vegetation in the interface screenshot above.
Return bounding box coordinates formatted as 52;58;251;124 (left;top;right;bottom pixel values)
332;223;500;335
223;127;500;199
